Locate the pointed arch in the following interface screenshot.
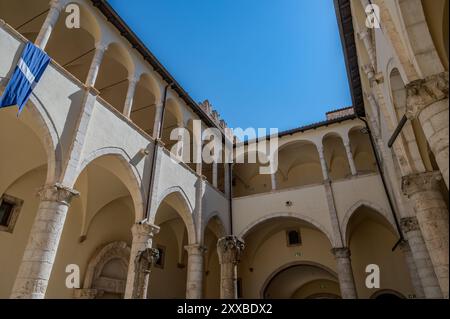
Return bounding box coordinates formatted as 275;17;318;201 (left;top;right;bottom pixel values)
152;186;196;245
342;200;397;246
77;147;145;222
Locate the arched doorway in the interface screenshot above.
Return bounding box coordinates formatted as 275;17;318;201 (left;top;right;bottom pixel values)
238;216;336;299
262;263;340;299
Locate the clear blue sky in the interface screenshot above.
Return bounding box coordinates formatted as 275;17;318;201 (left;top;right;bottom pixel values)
108;0;352;132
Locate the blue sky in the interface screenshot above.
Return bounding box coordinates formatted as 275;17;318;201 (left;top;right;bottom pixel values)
108;0;351;132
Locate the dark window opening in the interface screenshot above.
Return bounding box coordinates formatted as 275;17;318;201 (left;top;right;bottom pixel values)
286;229;302;246
0;195;22;232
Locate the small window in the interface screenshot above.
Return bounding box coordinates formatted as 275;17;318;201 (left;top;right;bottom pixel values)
286;228;302;246
155;245;165;269
0;195;23;233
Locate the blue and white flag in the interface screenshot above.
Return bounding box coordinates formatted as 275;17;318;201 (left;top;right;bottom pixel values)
0;42;51;115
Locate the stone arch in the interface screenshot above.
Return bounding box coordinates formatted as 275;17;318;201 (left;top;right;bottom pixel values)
104;41;135;76
76;147;145;222
388;67;430;173
44;0;102;83
128;72;161;135
342;200;397;246
322;131;351;180
81;241;130;298
202;212;227;242
0;80;61;183
397;0;445;77
152;186;196;245
370;288;406;299
96;41;135;113
259;261;339;299
70;0;102;42
347;125;377;174
239;212;337;248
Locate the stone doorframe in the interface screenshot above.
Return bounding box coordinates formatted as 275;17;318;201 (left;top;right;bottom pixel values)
74;241;131;299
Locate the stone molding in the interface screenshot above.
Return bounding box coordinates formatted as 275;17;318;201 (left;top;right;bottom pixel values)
217;236;245;265
406;72;449;120
36;183;79;205
400;217;420;233
331;247;351;259
402;171;443;197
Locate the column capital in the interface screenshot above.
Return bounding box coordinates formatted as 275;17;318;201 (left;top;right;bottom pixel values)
400;217;420;234
49;0;65;11
402;171;443;197
94;41;108;53
131;222;159;240
127;75;139;85
217;236;245;265
357;29;371;41
362;64;375;81
397;239;411;252
316;144;325;156
406;72;449;120
37;183;79;205
331;247;351;259
185;244;207;255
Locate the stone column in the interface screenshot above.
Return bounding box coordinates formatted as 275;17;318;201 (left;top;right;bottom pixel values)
124;223;159;299
217;236;244;299
224;163;230;197
402;171;449;298
324;181;344;247
185;244;206;299
398;240;425;299
11;183;79;299
85;43;107;87
152;102;164;140
270;172;277;191
35;0;64;50
317;145;329;181
343;140;358;176
331;247;358;299
406;72;449;188
123;76;139;118
357;28;376;69
400;217;442;299
212;162;218;188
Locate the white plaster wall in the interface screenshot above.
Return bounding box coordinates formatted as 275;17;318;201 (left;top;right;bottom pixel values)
233;184;334;245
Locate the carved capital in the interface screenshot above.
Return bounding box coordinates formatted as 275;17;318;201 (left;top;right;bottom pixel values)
331;247;351;259
49;0;65;11
37;183;79;205
131;223;159;242
73;288;98;299
185;244;207;256
400;217;420;234
94;41;108;53
402;171;443;197
362;64;375;81
217;236;245;265
406;72;449;120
